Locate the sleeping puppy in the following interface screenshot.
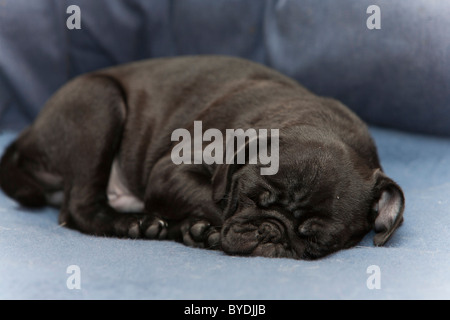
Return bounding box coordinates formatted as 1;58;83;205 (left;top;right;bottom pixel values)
0;55;404;259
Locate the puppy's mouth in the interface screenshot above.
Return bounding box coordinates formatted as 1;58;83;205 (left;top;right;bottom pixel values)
220;209;305;259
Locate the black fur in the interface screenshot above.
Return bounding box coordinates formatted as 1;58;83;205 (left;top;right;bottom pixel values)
0;56;404;259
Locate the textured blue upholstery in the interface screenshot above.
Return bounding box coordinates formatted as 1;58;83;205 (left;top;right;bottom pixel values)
2;0;450;135
1;0;450;299
2;129;450;299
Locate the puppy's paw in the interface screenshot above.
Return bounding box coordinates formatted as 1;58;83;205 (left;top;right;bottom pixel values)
124;215;168;240
180;219;221;249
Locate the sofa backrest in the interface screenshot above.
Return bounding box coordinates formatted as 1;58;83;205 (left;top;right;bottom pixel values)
1;0;449;136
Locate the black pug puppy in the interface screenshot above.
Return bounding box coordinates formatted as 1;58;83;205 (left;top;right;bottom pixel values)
0;56;404;259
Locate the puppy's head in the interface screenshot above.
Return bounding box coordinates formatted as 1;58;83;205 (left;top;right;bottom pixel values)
212;131;404;259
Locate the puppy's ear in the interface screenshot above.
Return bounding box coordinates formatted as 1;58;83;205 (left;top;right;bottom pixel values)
371;169;405;246
212;162;243;217
212;163;240;204
211;135;253;213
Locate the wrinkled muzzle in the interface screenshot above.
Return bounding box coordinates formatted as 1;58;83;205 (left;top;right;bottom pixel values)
220;209;305;259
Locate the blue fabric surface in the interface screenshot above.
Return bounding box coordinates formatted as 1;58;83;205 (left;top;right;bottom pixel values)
1;0;450;135
1;129;450;299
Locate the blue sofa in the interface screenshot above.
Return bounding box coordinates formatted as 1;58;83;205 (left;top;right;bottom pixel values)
1;0;450;299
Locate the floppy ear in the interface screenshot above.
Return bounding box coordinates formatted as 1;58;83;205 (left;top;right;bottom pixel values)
372;170;405;246
211;130;277;216
212;163;239;204
211;134;254;214
211;162;243;217
211;130;254;204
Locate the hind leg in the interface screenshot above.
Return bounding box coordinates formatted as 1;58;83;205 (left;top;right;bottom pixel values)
61;184;167;239
0;121;69;209
49;75;168;239
2;74;167;239
0;138;50;208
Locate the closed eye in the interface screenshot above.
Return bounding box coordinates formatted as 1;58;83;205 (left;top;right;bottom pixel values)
297;217;325;237
257;190;277;208
293;209;303;219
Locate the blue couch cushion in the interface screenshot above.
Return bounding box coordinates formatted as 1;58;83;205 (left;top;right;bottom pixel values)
1;128;450;299
1;0;450;136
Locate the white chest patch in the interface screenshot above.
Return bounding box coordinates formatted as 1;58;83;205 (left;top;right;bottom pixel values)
107;158;144;213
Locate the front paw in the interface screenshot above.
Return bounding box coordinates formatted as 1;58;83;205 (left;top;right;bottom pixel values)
126;215;168;240
180;219;221;249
